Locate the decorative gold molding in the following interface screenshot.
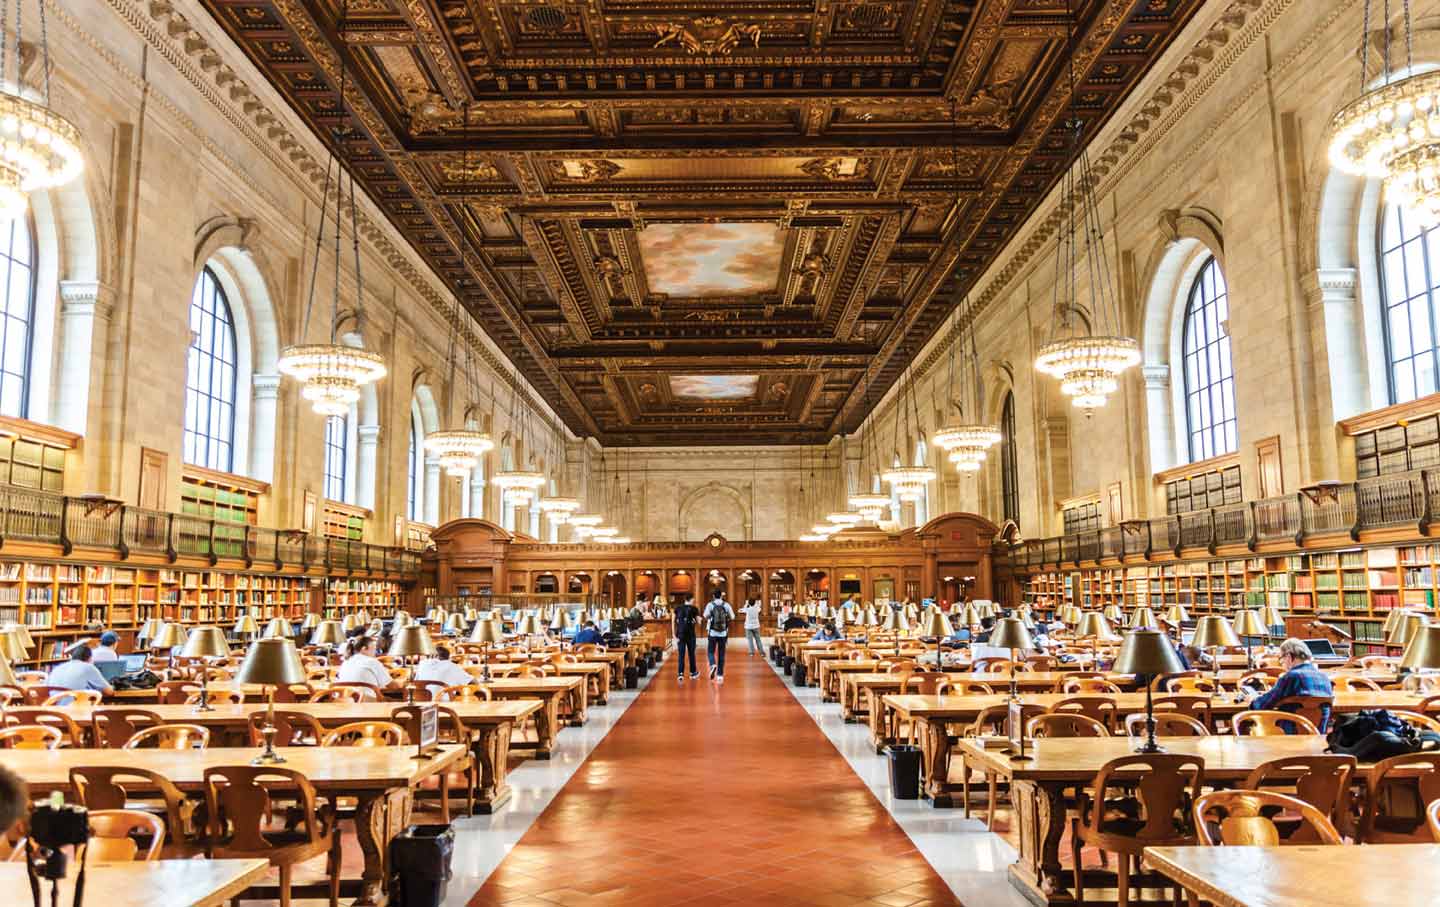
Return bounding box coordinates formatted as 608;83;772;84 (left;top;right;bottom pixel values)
1057;492;1103;511
181;464;271;496
0;415;82;448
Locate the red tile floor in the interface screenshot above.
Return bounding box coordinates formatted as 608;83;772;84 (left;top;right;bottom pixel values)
465;647;964;907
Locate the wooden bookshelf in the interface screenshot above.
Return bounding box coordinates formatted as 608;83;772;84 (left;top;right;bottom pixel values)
322;499;367;541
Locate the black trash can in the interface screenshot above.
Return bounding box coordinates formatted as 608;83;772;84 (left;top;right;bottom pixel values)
636;658;648;677
769;644;782;664
390;824;454;907
624;665;638;689
886;745;922;800
792;663;807;686
783;655;794;676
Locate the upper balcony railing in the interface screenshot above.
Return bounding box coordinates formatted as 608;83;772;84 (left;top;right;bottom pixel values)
1013;467;1438;570
0;485;422;576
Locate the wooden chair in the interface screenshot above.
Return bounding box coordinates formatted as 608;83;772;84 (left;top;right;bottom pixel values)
21;685;73;706
1147;671;1200;692
1360;753;1440;843
1061;676;1122;694
504;664;551;678
1053;696;1119;731
91;709;160;748
84;810;167;861
15;670;47;685
184;688;244;707
395;705;476;822
330;681;383;701
949;680;994;695
248;710;326;747
1152;695;1213;730
960;703;1047;827
1165;676;1217;694
1069;754;1205;907
1232;709;1320;736
41;689;102;707
1393;710;1440;733
271;683;314;704
155;680;200;705
1193;790;1343;846
1027;712;1109;738
404;680;447;702
1025;655;1056;671
1123;713;1208;740
897;672;951;696
202;766;341;907
321;720;406;747
308;687;365;704
1242;755;1356;840
437;684;491;702
1273;695;1334;733
981;659;1028;674
123;723;210;750
69;766;197;858
1237;669;1280;692
1428;798;1440;842
1332;675;1383;692
0;725;61;749
6;708;84;746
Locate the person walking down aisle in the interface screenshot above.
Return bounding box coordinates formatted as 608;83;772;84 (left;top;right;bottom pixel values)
740;598;763;656
703;592;736;682
674;596;700;682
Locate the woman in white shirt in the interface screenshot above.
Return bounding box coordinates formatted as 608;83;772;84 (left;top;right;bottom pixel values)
336;635;396;689
414;646;474;687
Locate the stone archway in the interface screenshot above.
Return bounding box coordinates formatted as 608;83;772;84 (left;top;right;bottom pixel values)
677;481;751;541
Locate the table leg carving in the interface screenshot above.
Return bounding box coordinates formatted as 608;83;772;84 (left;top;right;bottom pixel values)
867;691;887;751
917;718;955;805
352;787;412;906
473;720;515;812
1011;779;1069;898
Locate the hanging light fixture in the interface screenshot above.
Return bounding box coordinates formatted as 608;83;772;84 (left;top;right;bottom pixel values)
1033;2;1138;414
491;363;545;506
278;3;387;413
881;363;935;501
826;435;862;526
0;0;84;221
1330;2;1440;221
537;432;578;526
848;363;892;523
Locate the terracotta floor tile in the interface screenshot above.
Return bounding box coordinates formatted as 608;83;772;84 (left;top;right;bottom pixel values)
463;650;963;907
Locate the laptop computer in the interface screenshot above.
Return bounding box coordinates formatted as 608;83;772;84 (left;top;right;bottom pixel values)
96;660;130;682
1301;638;1338;658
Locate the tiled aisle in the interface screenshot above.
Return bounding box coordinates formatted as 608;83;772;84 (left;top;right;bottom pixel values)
462;646;968;907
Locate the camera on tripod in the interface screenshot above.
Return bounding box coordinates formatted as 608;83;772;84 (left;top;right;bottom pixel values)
24;793;91;907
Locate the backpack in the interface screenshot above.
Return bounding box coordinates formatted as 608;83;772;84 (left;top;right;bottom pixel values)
1327;709;1440;761
708;601;731;634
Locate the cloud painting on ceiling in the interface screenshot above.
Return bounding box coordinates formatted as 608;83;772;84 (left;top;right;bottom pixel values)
668;375;760;400
638;222;785;297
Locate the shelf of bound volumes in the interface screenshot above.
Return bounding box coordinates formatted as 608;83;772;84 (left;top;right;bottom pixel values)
1021;542;1440;657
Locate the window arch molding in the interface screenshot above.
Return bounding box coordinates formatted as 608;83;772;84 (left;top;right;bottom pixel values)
410;381;441;524
1139;209;1226;472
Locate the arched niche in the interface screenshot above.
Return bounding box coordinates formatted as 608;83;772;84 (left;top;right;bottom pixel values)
677;481;751;541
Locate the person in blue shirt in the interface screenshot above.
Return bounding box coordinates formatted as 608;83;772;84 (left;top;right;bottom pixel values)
1248;638;1334;732
47;645;113;701
92;631;121;663
572;620;603;646
811;621;840;642
949;624;972;643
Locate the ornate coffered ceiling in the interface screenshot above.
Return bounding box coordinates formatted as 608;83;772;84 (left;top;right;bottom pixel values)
199;0;1204;445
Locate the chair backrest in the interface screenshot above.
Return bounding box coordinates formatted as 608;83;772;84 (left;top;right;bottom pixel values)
204;766;323;855
123;723;211;750
1165;676;1217;694
0;725;61;749
404;680;447;702
308;687;365;703
437;684;491;702
950;680;994;695
91;709;160;748
1193;790;1342;846
22;685;72;706
184;688;244;706
1062;677;1122;694
1272;695;1334;733
1238;669;1281;692
6;708;83;746
1081;754;1206;843
1053;696;1119;727
321;720;407;747
248;710;326;747
967;703;1047;737
1428;799;1440;842
1392;710;1440;733
1028;712;1109;738
1233;709;1320;736
1124;713;1209;739
1360;752;1440;843
881;660;920;675
15;671;47;685
155;681;200;705
331;681;382;701
1332;675;1383;692
1419;695;1440;716
42;689;102;707
1152;695;1213;726
1242;754;1356;836
898;673;951;696
982;659;1028;674
272;683;314;703
1025;655;1056;671
509;664;550;678
69;766;189;844
82;809;166;861
391;705;470;746
1148;671;1199;692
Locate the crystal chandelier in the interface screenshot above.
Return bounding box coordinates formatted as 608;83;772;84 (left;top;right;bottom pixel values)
0;0;85;222
848;492;890;523
492;470;544;505
1033;11;1138;414
424;429;494;476
848;365;892;524
1330;2;1440;219
538;496;579;524
827;510;861;526
277;12;386;414
881;364;935;500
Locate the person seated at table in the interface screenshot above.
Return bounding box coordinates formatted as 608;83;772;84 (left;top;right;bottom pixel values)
47;644;114;700
1246;638;1334;732
414;645;473;687
973;616;997;645
811;621;840;642
0;764;23;844
92;630;120;663
337;634;398;689
573;620;603;646
949;623;972;643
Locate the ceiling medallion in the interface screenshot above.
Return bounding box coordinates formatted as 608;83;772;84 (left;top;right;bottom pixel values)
652;17;761;57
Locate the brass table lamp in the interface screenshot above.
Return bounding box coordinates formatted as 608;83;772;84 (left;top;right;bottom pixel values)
1386;611;1424;650
1231;609;1267;670
149;622;186;671
1128;607;1158;630
989;617;1034;702
138;617;164;645
310;619;346;649
444;613;466;636
882;608;909;657
389;625;437;702
1164;604;1189;626
341;614;361;633
232;615;259;645
180;626;230;712
262;617;292;640
958;603;982;632
469;618;504;681
920;610;953;668
0;630;27;663
1075;611;1119;671
1059;604;1082;626
2;622;34;649
235;638;306;763
1113;628;1185;753
299;613;320;632
514;613;545;656
1102;604;1123;623
1191;615;1240;689
1400;625;1440;672
1260;603;1285;634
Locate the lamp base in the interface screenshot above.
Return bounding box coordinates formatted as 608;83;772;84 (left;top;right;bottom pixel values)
1008;753;1035;762
1133;741;1166;754
251;749;287;765
192;702;215;713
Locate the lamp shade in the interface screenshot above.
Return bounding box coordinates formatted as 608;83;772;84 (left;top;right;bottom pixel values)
864;608;881;627
341;614;361;632
1388;613;1427;646
1059;604;1082;624
1112;628;1186;675
1383;609;1414;635
299;613;320;630
550;610;574;631
180;626;230;659
0;631;26;662
444;613;466;634
1102;604;1123;622
2;623;33;648
0;651;17;687
1191;615;1241;649
1260;604;1285;627
1075;612;1118;640
140;618;165;641
393;611;413;628
262;618;292;640
388;624;437;659
149;622;186;649
989;617;1034;651
1400;625;1440;670
426;608;444;623
1232;610;1267;637
233;615;259;636
1016;608;1037;629
920;611;953;637
514;613;545;635
468;618;504;644
882;609;909;632
311;620;346;647
958;603;982;627
1128;607;1158;629
464;608;477;621
234;638;306;687
1164;604;1189;625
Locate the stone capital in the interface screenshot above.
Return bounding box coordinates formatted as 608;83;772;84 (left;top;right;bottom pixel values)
59;280;115;320
1302;267;1359;306
1142;365;1171;390
357;423;381;443
251;373;282;400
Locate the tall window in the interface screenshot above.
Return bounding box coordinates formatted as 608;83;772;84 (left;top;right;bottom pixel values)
184;267;238;471
1379;204;1440;403
323;415;347;502
1000;391;1019;526
0;218;32;418
407;404;424;521
1181;257;1236;461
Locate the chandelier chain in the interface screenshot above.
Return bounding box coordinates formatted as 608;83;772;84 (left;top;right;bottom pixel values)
38;0;49;105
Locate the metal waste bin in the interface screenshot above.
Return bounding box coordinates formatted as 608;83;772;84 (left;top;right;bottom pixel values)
886;745;922;800
390;824;454;907
624;665;638;688
792;662;807;686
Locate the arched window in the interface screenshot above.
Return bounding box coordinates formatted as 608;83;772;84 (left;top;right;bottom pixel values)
323;414;348;502
184;266;238;471
0;216;33;418
1378;204;1440;403
407;403;423;521
1181;257;1236;461
1000;391;1019;526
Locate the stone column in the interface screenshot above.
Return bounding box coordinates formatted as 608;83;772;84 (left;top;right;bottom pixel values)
58;281;115;493
469;473;485;520
423;456;442;526
1305;268;1362;480
357;424;380;513
250;373;281;484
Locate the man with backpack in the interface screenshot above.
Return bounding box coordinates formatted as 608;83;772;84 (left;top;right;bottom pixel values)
674;595;700;682
703;591;736;682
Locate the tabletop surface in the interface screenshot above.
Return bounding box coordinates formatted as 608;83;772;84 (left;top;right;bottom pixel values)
883;689;1423;717
0;859;269;907
483;676;583;691
8;745;465;790
50;699;541;726
1143;845;1440;907
957;735;1339;780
